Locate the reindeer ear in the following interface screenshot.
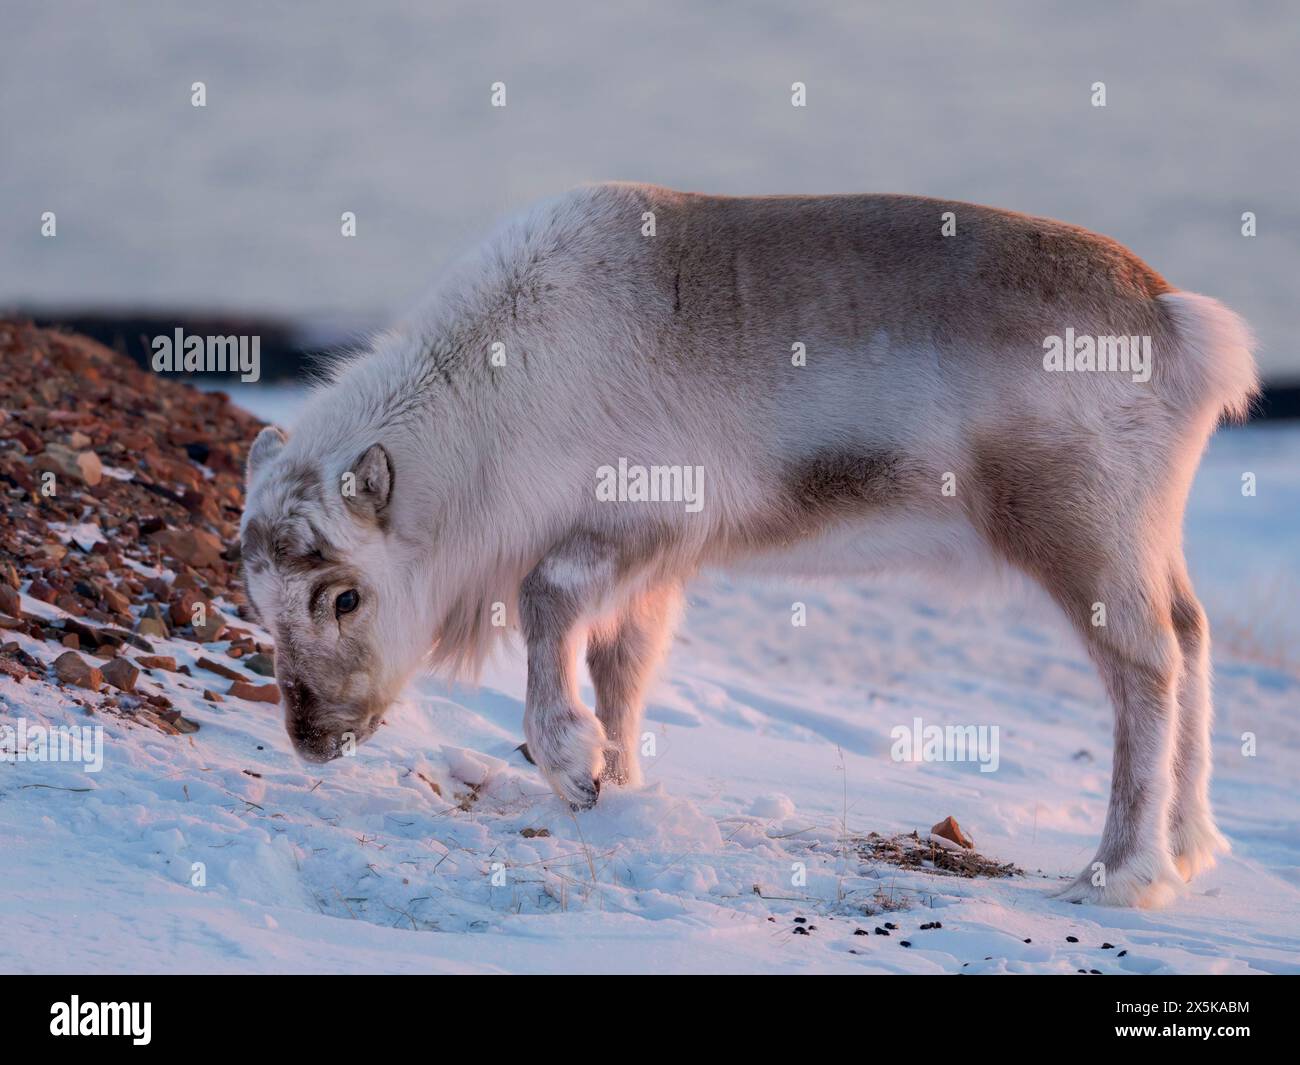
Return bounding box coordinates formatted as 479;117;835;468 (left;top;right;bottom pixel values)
246;426;287;484
343;443;393;521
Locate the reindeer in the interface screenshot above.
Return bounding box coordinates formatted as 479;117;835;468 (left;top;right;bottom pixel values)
240;183;1256;907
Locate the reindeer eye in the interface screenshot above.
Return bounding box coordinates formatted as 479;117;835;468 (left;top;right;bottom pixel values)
335;589;360;616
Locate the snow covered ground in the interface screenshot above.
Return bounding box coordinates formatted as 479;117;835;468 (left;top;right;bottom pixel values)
2;421;1298;974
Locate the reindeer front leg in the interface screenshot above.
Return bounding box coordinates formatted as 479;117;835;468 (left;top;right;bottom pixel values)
519;534;616;809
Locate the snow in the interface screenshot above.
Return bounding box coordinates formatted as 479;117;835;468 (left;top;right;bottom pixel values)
2;424;1298;973
45;521;106;553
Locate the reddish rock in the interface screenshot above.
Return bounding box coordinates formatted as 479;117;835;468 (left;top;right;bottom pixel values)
13;426;43;453
118;430;153;451
150;527;224;569
53;650;102;691
40;542;69;564
136;655;178;672
197;655;243;681
54;593;86;616
144;576;172;599
169;591;199;627
34;443;103;486
192;607;227;643
136;617;168;640
228;680;279;703
101;586;131;614
102;656;140;693
172;572;205;594
181;488;220;522
0;584;21;618
930;815;974;850
160;709;201;733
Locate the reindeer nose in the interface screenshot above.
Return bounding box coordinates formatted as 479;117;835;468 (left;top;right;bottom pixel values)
285;679;316;713
282;680;333;757
289;712;317;747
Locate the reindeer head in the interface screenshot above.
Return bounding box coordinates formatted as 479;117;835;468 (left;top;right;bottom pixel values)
239;425;434;762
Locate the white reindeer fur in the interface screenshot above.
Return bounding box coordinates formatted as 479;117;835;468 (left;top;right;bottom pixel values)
242;183;1258;907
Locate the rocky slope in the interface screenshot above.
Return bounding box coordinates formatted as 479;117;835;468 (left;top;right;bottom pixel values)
0;322;279;730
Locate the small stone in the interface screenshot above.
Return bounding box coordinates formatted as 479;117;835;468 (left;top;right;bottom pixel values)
183;441;211;465
102;656;140;693
54;593;85;616
159;709;200;733
34;443;103;486
172;572;204;594
169;592;199;627
181;488;219;521
192;607;227;643
149;527;224;569
13;426;43;453
0;584;22;618
105;628;153;652
53;650;102;690
136;617;168;639
228;680;279;703
197;655;243;681
136;655;178;672
930;815;974;849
